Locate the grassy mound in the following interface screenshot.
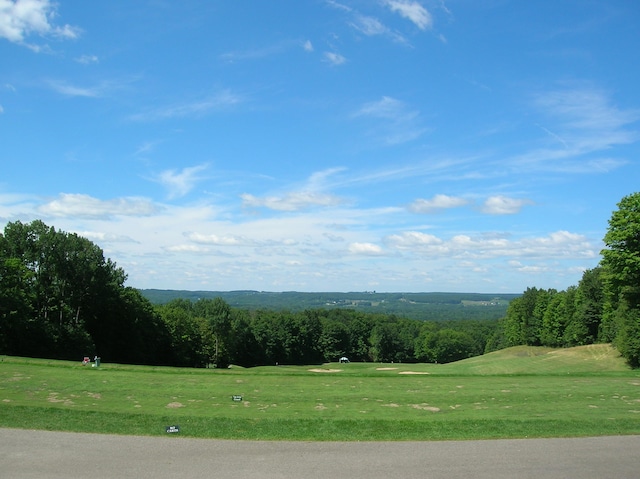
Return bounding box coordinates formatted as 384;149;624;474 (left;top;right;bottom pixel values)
445;344;628;375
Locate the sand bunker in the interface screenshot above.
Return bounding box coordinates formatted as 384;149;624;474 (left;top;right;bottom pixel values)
376;367;398;371
308;368;342;373
398;371;430;375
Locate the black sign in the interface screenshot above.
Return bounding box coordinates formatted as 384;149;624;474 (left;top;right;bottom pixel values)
165;425;180;434
232;395;243;402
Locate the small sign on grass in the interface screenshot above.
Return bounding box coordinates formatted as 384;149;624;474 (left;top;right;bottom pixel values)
232;395;243;402
165;425;180;434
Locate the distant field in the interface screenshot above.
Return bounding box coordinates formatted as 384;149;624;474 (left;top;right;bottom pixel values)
1;344;639;441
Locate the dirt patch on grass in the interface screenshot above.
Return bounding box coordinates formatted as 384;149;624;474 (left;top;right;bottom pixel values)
166;402;184;408
308;368;342;373
411;403;440;412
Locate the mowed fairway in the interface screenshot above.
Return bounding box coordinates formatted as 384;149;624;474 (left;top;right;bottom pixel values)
1;344;640;441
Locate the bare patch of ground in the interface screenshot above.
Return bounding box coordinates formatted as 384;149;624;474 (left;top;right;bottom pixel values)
166;402;184;408
411;403;440;412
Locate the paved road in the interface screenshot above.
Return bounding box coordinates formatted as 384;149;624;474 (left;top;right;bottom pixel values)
1;429;639;478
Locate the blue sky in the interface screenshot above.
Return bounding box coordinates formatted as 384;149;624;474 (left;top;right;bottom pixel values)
1;0;639;293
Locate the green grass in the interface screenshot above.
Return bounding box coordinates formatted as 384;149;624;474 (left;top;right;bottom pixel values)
1;345;640;441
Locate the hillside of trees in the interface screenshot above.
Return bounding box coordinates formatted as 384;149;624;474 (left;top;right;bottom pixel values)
492;192;640;367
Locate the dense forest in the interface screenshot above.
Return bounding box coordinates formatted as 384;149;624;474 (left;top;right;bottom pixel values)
141;290;517;321
0;220;498;366
1;192;638;367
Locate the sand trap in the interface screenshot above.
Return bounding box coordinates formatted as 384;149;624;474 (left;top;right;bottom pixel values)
398;371;430;375
376;367;398;371
308;368;342;373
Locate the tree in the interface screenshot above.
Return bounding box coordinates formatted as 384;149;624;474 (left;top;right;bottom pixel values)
566;268;603;345
194;298;232;367
416;329;476;364
601;192;640;366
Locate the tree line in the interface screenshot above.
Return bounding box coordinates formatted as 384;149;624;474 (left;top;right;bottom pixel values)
493;192;640;367
0;220;496;367
2;191;637;368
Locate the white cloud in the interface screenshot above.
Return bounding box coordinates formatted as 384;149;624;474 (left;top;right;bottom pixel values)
0;0;80;48
386;231;445;250
383;0;433;30
303;40;313;52
241;168;347;212
76;231;138;243
348;242;385;255
153;164;209;199
481;195;532;215
323;51;347;65
165;244;210;253
187;232;253;246
38;194;161;219
409;194;468;213
384;230;595;261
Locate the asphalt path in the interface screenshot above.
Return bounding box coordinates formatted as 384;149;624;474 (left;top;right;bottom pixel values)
2;429;639;478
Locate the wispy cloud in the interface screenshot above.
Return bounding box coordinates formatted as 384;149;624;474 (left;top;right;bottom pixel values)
46;80;102;97
0;0;81;49
75;54;98;64
349;13;408;44
241;191;343;212
383;0;433;30
153;164;209;199
353;96;427;145
38;193;161;219
351;14;387;36
241;168;347;212
131;89;242;121
323;51;347;66
512;86;640;172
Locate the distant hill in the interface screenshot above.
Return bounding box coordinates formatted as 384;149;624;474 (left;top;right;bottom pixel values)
139;290;520;321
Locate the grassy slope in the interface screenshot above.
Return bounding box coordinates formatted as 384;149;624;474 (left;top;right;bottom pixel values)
1;345;639;441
